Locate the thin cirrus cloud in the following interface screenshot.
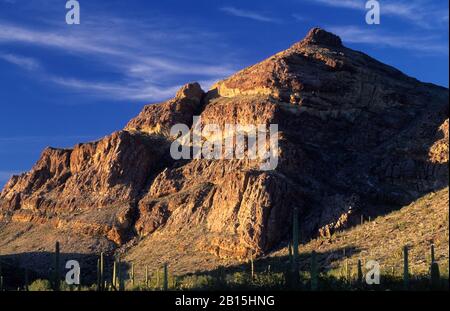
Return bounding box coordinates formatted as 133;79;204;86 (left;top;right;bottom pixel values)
49;77;181;101
292;13;307;22
0;52;41;71
0;134;101;144
328;25;449;54
220;6;280;23
0;22;120;55
308;0;448;29
310;0;362;9
0;17;237;102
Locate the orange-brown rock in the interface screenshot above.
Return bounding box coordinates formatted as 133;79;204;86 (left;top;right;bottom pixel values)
1;130;170;245
0;28;448;270
125;82;205;136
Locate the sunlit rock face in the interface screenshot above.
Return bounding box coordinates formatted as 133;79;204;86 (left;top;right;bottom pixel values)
0;28;448;267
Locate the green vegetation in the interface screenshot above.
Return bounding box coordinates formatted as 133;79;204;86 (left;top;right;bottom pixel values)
0;242;447;291
29;279;52;291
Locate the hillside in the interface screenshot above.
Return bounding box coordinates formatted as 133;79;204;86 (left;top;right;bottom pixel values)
273;187;449;278
106;187;450;281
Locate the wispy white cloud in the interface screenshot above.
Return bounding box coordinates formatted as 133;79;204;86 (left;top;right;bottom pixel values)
310;0;363;10
328;25;448;54
0;23;120;55
309;0;448;29
292;13;308;22
49;77;180;101
125;57;235;79
0;53;40;70
0;17;238;102
0;135;100;143
220;6;279;23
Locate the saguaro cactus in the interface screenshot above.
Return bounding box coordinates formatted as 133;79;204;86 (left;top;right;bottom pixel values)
344;258;349;282
99;252;105;291
250;252;255;281
215;265;225;287
430;244;440;289
163;263;168;291
156;268;160;289
24;268;29;291
310;251;318;291
431;262;440;289
54;241;61;291
357;259;363;287
403;245;409;290
0;260;3;291
130;263;135;287
118;259;124;291
292;207;299;285
288;242;293;267
112;261;117;289
96;258;100;291
173;276;178;289
431;244;435;262
145;266;149;288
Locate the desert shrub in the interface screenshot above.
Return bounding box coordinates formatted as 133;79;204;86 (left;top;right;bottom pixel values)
28;279;52;291
251;272;285;288
178;274;213;290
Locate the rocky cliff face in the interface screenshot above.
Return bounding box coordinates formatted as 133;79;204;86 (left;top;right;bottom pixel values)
0;28;448;269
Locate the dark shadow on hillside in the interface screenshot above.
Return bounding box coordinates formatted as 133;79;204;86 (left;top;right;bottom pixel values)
276;87;449;240
189;246;358;276
176;246;448;291
0;252;132;289
170;246;361;291
1;246;448;291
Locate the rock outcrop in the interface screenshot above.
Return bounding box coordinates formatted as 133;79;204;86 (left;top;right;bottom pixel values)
0;28;448;270
125;82;205;137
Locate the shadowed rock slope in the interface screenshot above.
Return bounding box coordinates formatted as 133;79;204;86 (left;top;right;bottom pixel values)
272;187;449;279
0;28;448;272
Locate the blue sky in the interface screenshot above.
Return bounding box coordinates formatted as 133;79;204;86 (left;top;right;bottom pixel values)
0;0;448;187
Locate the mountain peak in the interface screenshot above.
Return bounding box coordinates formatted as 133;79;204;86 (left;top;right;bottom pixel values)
301;27;343;47
210;27;348;100
0;25;448;274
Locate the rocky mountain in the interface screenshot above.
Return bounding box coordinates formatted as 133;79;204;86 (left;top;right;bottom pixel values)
0;28;448;274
